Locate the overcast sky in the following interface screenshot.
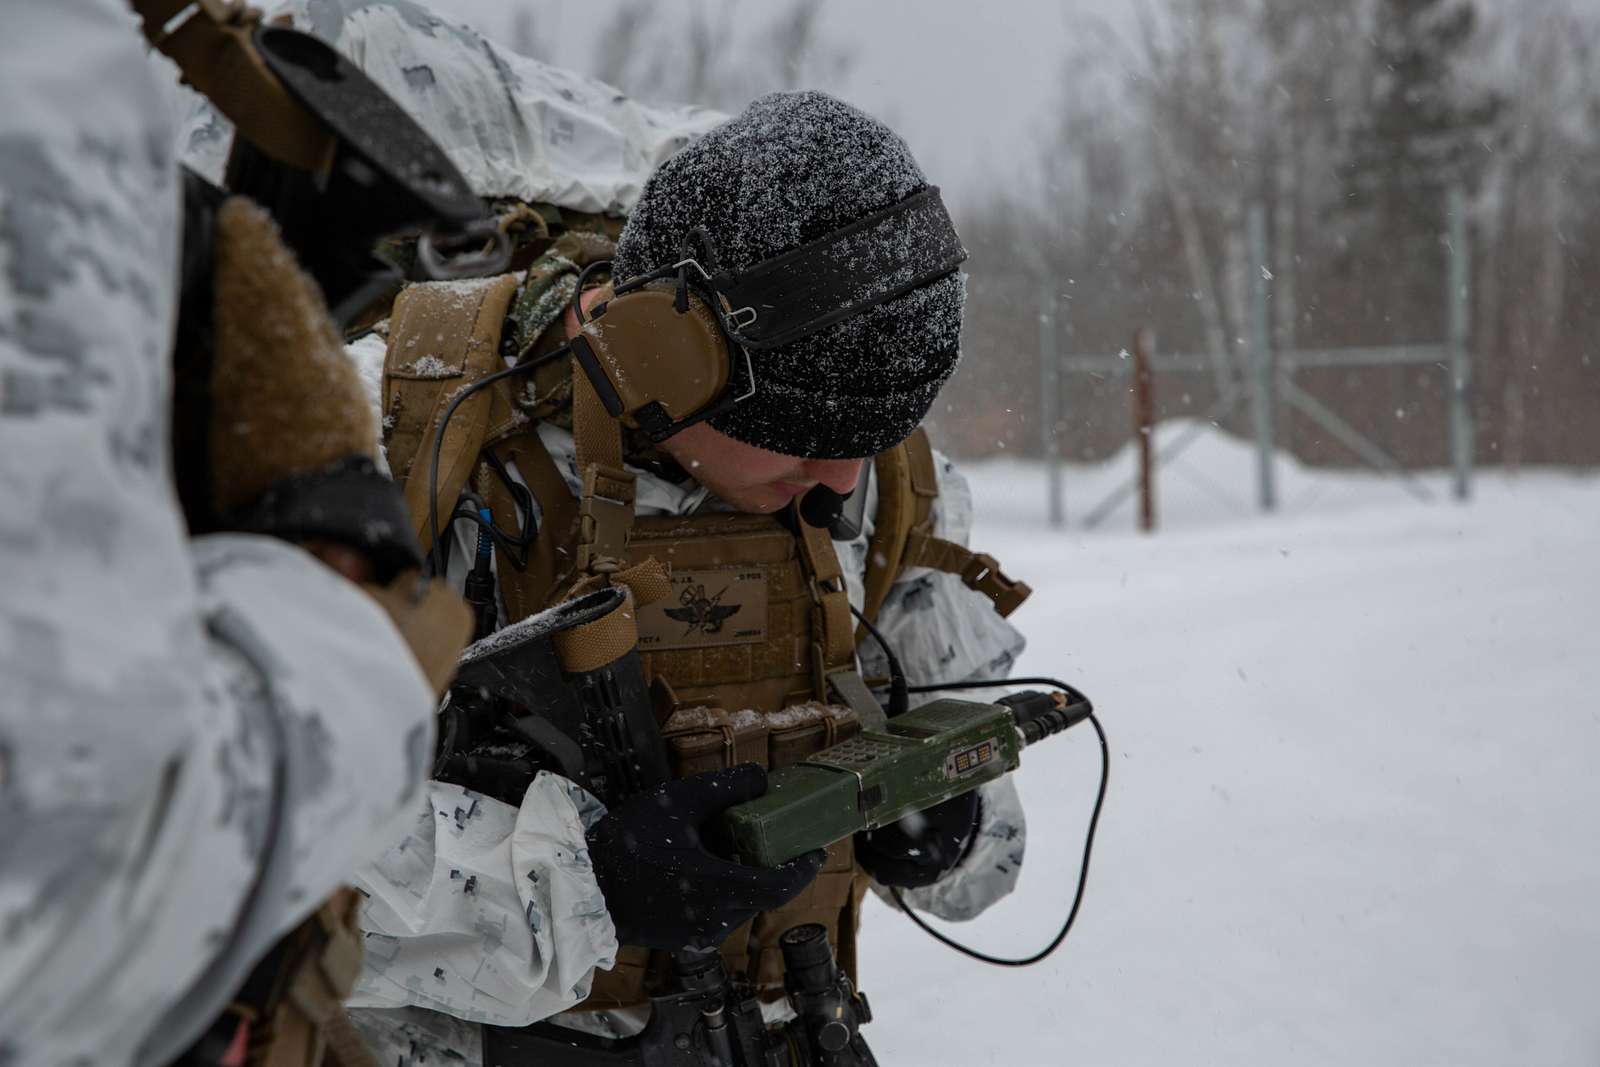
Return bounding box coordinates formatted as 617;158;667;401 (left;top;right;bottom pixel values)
416;0;1135;208
412;0;1579;208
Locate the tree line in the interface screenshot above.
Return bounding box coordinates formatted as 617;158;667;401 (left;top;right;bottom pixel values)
513;0;1600;468
946;0;1600;469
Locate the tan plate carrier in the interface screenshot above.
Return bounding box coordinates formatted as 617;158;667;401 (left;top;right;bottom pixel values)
379;262;1030;1007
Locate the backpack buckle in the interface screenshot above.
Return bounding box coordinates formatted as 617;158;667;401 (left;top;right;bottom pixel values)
960;552;1032;618
577;463;635;573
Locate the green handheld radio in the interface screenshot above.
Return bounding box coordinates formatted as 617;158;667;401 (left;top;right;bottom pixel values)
723;689;1091;868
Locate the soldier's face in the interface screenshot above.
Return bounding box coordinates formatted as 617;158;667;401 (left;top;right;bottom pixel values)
660;421;864;514
565;289;862;512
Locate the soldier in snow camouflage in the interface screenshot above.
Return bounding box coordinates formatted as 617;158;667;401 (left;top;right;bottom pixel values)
0;3;467;1064
316;35;1035;1059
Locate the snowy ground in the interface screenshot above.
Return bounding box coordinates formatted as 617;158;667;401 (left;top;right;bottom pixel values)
857;423;1600;1066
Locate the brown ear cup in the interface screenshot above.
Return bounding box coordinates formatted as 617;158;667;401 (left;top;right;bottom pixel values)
572;283;731;431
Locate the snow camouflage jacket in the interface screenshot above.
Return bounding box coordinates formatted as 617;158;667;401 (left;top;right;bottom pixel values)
0;3;438;1065
341;342;1030;1063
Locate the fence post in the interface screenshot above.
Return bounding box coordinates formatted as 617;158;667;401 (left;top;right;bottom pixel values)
1039;284;1063;527
1447;186;1473;502
1133;327;1156;532
1248;203;1277;512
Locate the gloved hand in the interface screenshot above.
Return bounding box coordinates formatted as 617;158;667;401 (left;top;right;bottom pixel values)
587;764;826;950
855;790;982;889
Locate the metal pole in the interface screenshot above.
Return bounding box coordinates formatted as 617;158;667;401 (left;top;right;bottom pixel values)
1447;185;1473;502
1248;203;1276;511
1040;285;1064;527
1133;327;1156;532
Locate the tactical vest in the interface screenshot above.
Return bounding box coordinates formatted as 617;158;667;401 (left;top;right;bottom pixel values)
376;238;1029;1009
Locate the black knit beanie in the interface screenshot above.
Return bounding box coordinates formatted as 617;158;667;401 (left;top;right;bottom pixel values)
612;90;965;460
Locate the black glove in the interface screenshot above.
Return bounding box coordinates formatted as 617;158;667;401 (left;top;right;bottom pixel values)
587;764;827;950
855;790;982;889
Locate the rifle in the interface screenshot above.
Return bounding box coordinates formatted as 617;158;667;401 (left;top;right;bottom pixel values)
483;930;877;1067
434;587;1095;1066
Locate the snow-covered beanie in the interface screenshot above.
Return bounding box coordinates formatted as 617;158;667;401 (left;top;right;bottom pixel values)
612;90;966;460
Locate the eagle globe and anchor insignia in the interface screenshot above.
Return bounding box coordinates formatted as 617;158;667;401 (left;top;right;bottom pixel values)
636;568;770;652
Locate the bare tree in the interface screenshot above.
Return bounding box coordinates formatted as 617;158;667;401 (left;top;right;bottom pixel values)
580;0;855;114
765;2;857;90
506;7;546;63
1129;0;1253;393
592;5;658;91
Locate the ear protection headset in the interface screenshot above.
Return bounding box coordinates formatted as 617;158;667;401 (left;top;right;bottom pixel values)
569;185;969;444
569;259;755;442
424;187;966;573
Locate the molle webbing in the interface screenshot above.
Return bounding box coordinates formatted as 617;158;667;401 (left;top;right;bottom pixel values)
622;513;847;715
574;502;862;1008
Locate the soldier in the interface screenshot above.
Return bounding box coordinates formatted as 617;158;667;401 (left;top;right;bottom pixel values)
0;2;469;1064
344;89;1034;1064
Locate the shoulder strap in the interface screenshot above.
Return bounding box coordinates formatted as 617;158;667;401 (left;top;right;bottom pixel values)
899;533;1032;619
569;297;638;579
857;427;940;640
381;249;664;622
483;425;581;620
858;428;1032;637
382;274;521;556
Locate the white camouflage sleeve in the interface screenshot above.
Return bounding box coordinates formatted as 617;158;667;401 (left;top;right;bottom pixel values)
857;451;1029;922
347;772;619;1031
344;339;618;1043
0;5;436;1064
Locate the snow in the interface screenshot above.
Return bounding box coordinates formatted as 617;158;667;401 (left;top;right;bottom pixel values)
858;422;1600;1065
397;355;456;378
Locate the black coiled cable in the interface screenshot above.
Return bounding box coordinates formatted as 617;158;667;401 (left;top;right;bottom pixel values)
853;599;1111;968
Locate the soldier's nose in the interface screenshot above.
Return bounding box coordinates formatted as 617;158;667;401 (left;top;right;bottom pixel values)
803;458;864;495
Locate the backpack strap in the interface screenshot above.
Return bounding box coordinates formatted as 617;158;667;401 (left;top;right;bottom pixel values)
382;273;521;557
568;295;638;579
857;427;940;642
857;428;1032;643
482;426;581;621
899;533;1032;619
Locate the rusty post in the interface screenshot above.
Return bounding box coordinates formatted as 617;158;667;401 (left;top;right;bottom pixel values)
1133;327;1156;532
